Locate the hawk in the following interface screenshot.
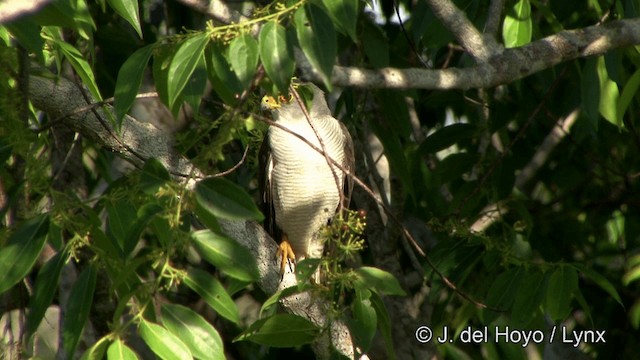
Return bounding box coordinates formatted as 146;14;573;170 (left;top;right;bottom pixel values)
259;83;354;278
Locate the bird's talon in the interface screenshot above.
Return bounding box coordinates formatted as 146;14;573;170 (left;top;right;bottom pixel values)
276;239;296;276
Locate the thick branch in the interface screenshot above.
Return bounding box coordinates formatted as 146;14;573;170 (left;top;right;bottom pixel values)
176;0;249;24
319;18;640;89
28;76;201;181
0;0;52;24
424;0;500;61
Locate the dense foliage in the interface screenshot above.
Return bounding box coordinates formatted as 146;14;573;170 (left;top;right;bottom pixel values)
1;0;640;359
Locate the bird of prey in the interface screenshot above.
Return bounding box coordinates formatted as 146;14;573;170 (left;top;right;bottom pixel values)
259;83;354;278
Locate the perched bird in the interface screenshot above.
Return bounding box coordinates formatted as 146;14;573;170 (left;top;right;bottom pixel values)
259;83;354;278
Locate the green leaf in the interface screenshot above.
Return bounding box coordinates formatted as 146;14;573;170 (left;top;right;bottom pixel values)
419;123;477;154
80;336;110;360
139;320;192;360
596;56;620;127
235;314;319;347
502;0;532;48
55;40;102;100
26;250;69;338
4;19;44;62
107;339;139;360
623;254;640;286
581;57;601;131
106;199;136;256
106;0;142;38
570;263;623;307
191;229;260;282
114;44;154;124
436;152;479;183
511;269;545;327
140;158;170;195
617;68;640;125
354;267;406;296
259;286;305;317
545;265;579;321
321;0;359;41
161;304;224;360
362;21;389;68
195;177;264;221
152;44;172;108
295;4;336;90
369;291;396;360
206;41;242;104
62;264;98;358
259;21;294;94
181;57;207;115
630;300;640;329
350;288;376;352
0;214;49;295
482;267;525;324
167;32;210;110
295;258;321;287
184;268;240;324
228;34;259;90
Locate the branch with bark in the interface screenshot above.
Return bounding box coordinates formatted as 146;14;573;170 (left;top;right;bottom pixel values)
299;18;640;89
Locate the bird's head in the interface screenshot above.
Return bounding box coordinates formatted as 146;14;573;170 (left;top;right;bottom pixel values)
260;94;294;111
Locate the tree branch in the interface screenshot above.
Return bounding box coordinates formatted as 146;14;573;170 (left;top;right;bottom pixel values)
305;18;640;89
424;0;500;61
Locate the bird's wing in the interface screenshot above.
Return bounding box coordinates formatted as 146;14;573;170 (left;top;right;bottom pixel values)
258;135;281;241
340;121;355;211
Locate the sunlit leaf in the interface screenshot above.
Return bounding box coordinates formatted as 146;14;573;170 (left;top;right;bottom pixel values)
596;56;620;127
354;267;406;296
161;304;224;360
228;34;259;90
195;177;264;221
106;339;139;360
259;21;294;94
114;44;154;124
54;40;102;100
184;268;240;324
502;0;532;48
617;68;640;125
80;336;110;360
106;0;142;38
167;32;210;110
139;320;192;360
191;229;259;282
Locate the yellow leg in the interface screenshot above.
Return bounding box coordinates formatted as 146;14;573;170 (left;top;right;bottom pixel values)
276;234;296;275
